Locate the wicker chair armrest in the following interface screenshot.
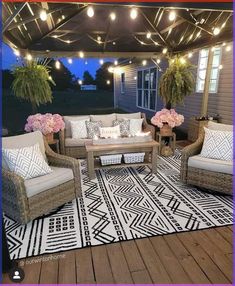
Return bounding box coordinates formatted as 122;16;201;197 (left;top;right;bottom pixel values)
45;140;81;196
59;129;65;155
2;168;29;223
141;113;156;139
180;135;204;182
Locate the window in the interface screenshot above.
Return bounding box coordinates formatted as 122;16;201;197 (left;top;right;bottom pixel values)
121;73;125;93
196;47;222;93
137;67;158;111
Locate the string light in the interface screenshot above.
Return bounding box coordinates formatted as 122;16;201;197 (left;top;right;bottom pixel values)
129;60;132;64
219;65;223;70
26;53;32;61
162;48;168;54
114;60;118;66
40;10;47;21
211;47;215;52
108;66;114;73
171;59;175;64
200;18;205;24
226;46;231;52
213;27;221;36
169;11;176;21
196;31;201;38
78;80;82;85
221;22;226;28
134;76;137;80
188;52;193;58
66;40;71;44
55;60;61;69
157;59;161;64
222;42;226;46
48;76;52;80
99;59;104;65
130;8;138;20
68;58;73;64
146;32;151;39
106;80;111;85
13;49;20;56
110;12;116;21
79;51;84;58
87;6;94;18
52;35;58;38
189;34;193;41
62;15;65;20
113;42;116;45
154;42;159;46
142;60;147;66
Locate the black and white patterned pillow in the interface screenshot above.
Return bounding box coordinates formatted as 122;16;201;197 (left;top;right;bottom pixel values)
86;121;103;139
2;143;52;180
113;119;130;137
200;127;233;161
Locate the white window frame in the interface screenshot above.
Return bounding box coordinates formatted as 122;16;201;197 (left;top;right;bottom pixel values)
196;47;222;94
136;67;158;111
121;72;125;94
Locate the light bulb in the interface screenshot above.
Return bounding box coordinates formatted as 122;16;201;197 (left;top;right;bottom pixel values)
55;60;61;69
26;53;32;61
79;51;84;58
226;46;231;52
52;35;58;38
130;8;138;20
221;22;226;28
189;34;193;40
219;65;223;70
14;49;20;56
169;11;176;21
97;36;101;41
113;42;116;45
108;66;114;73
66;40;71;44
213;27;220;36
211;47;215;52
162;48;168;54
134;76;137;80
40;10;47;21
157;59;161;64
114;60;118;66
48;76;52;80
222;42;226;46
99;59;104;65
146;32;151;39
68;58;73;64
78;80;82;85
154;42;159;46
110;12;116;21
87;6;94;18
129;60;132;64
188;52;193;58
196;31;201;38
142;60;147;66
106;80;110;85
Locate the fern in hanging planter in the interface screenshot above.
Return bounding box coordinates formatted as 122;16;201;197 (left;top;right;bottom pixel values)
159;56;195;108
12;60;55;113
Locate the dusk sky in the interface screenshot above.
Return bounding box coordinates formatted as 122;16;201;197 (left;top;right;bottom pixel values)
2;43;114;79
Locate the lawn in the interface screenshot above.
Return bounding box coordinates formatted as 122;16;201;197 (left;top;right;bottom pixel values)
2;89;122;134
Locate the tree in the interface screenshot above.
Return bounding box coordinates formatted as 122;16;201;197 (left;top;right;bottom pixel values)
2;69;14;89
95;62;113;90
83;71;94;85
48;59;76;90
12;60;55;113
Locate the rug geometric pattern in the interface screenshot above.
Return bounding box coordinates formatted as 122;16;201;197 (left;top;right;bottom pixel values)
4;150;233;259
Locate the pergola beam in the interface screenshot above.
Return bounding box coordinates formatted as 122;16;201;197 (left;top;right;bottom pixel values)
3;2;27;33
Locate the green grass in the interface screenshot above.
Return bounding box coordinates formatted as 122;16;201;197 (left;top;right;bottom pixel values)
2;89;124;134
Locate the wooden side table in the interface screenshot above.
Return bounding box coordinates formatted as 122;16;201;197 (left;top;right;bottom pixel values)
156;132;176;154
48;139;60;153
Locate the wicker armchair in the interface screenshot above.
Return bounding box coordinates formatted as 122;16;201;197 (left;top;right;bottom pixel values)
2;131;81;224
180;132;233;195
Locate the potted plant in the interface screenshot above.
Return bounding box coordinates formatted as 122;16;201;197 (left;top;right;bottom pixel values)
159;55;195;109
151;108;184;135
12;60;55;113
25;113;65;142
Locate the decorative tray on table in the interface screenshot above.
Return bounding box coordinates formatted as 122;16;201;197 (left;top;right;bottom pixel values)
92;133;152;145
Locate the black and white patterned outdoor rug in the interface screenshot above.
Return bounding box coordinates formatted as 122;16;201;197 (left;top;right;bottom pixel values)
4;150;233;259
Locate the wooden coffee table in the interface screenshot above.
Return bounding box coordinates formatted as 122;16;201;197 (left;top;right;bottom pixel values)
85;140;159;179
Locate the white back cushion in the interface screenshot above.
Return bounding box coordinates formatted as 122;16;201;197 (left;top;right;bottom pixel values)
208;121;233;132
129;118;143;136
64;115;90;137
70;119;89;139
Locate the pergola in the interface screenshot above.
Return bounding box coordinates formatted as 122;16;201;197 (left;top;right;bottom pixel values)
2;1;233;59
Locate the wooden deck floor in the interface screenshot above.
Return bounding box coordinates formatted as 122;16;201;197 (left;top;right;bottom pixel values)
3;225;233;284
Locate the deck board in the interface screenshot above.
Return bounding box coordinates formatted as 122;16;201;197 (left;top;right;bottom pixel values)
2;227;233;284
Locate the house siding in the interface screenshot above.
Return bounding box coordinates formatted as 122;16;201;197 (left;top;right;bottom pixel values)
114;42;233;131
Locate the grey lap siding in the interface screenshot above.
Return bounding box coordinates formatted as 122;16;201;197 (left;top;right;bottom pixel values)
114;42;233;131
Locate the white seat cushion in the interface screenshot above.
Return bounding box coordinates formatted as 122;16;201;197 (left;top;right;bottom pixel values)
188;155;233;175
65;138;92;147
25;166;74;198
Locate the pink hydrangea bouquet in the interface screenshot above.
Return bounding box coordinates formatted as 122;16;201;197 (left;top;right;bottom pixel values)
25;113;65;135
151;108;184;128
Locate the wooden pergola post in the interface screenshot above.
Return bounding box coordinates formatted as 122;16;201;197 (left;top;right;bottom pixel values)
201;48;214;116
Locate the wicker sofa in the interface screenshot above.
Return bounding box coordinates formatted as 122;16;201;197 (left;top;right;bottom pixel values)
2;131;81;224
180;122;233;195
59;112;155;158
